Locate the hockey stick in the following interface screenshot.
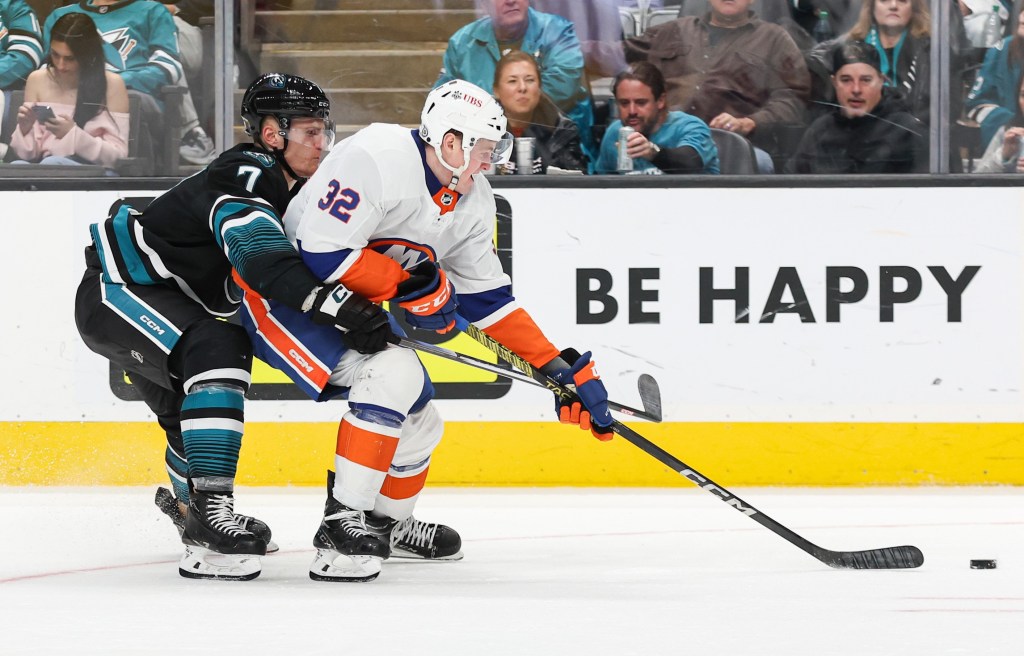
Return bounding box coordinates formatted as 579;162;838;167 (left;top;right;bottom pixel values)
452;316;924;570
399;336;662;422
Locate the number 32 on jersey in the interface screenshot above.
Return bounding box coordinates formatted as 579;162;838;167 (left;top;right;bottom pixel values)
318;180;361;222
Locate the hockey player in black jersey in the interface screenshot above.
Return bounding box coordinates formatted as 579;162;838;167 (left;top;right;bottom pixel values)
74;73;398;580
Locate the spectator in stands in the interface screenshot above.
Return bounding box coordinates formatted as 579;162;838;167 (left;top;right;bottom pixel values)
43;0;215;166
8;13;128;170
785;40;927;173
845;0;931;123
162;0;212;132
0;0;44;162
623;0;810;173
594;62;719;174
531;0;628;78
973;67;1024;172
492;51;588;174
0;0;43;94
162;0;210;84
966;2;1024;149
438;0;596;159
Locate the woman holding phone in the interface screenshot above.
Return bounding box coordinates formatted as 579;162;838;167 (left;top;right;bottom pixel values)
9;13;129;170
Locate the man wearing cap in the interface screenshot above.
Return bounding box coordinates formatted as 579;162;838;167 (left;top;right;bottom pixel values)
785;40;928;174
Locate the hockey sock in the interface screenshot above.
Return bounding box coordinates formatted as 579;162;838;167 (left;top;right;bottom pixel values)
334;405;404;509
181;383;244;490
165;444;190;502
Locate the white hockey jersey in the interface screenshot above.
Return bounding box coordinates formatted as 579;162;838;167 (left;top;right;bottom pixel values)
284;123;516;327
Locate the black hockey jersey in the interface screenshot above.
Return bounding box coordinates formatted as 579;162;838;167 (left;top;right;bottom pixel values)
90;144;320;316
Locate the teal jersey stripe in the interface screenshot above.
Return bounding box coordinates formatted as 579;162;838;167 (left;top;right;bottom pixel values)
211;201;271;249
111;205;156;285
225;221;296;276
102;281;182;353
89;223;116;283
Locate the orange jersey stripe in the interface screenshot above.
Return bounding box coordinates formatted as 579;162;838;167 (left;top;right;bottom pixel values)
232;268;256;296
483;308;560;368
243;291;331;390
379;467;430;500
336;419;400;472
339;250;410;302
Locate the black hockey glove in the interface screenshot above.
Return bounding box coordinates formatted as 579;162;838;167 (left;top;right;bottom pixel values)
543;348;614;442
309;284;398;354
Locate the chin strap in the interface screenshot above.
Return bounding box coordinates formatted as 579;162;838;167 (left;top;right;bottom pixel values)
273;139;305;182
256;130;306;183
431;140;471;191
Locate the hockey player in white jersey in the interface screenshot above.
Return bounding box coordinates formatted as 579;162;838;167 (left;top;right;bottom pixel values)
241;79;614;582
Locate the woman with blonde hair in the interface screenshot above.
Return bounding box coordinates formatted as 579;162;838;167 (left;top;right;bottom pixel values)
847;0;932;120
492;50;588;174
10;12;129;171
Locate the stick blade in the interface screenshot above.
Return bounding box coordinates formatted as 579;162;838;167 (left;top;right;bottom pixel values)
819;545;924;569
637;374;663;422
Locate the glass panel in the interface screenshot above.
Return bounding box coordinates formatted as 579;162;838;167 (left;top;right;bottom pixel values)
2;0;1013;178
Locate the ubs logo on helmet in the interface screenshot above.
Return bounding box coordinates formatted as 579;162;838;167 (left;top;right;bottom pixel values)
464;95;483;108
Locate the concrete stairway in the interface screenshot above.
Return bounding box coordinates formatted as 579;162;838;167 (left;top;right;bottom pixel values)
242;0;477;141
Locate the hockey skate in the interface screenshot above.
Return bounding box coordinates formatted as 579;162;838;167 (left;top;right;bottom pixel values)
309;471;390;582
178;483;267;581
366;513;463;561
155;487;279;553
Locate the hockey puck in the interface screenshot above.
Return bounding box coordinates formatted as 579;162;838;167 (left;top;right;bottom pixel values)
970;559;997;569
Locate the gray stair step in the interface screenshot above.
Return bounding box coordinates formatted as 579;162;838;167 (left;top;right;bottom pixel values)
285;0;475;10
255;9;475;43
235;88;427;124
231;123;405;145
259;49;443;88
261;41;449;52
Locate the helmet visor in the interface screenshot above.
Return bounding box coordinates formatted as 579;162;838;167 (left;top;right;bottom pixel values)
469;131;514;165
285;119;336;153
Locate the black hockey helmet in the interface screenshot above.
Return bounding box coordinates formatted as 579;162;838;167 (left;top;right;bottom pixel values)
240;73;331;136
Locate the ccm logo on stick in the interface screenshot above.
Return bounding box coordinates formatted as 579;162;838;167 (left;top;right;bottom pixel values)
576;266;981;324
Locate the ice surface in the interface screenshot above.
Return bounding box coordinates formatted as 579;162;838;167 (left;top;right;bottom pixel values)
1;486;1021;655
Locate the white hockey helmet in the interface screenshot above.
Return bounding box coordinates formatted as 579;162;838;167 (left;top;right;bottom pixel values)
419;79;513;183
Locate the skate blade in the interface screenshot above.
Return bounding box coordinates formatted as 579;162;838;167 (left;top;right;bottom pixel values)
390;547;464;561
178;545;261;581
266;539;280;554
309;548;382;582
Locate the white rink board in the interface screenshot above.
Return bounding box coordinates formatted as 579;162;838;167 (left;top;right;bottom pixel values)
2;186;1022;423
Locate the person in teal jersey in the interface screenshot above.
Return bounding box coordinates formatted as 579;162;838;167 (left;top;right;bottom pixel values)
967;4;1024;148
437;0;596;161
0;0;43;162
595;62;719;174
0;0;42;89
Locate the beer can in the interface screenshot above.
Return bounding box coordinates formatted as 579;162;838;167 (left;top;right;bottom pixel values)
617;126;635;172
515;137;536;175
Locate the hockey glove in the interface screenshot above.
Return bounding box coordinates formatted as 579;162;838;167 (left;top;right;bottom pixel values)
309;284;398;354
546;348;614;441
392;261;458;334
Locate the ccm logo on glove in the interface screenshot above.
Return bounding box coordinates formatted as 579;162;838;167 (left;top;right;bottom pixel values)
392;261;459;333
